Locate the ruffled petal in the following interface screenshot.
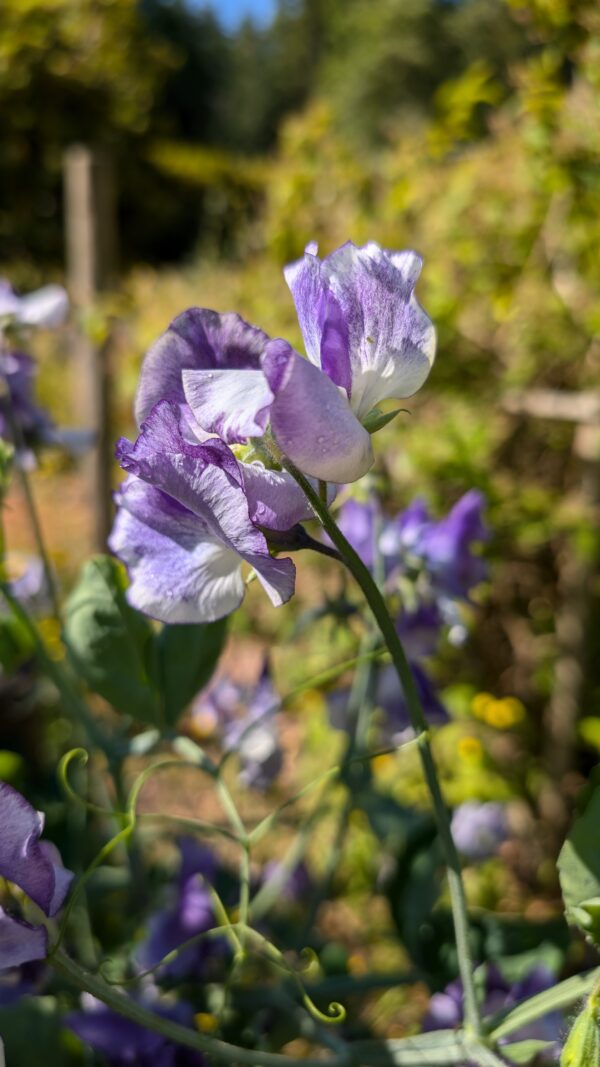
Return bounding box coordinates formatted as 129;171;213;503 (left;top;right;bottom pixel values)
182;367;274;443
284;246;352;394
38;842;75;916
322;242;436;416
0;782;61;916
109;478;246;624
0;909;48;969
240;462;313;530
16;285;69;328
135;308;270;425
114;403;296;617
263;340;373;483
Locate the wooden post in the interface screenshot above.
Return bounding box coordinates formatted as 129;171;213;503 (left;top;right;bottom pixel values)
502;389;600;789
64;145;118;551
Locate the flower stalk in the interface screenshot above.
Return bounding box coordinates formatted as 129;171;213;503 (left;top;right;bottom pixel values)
285;458;482;1037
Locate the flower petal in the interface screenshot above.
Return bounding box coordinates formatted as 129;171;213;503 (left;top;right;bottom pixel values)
182;367;274;443
135;308;270;426
38;842;75;916
240;462;313;531
263;340;373;483
109;478;246;624
0;909;48;969
0;782;65;916
17;285;69;328
114;403;295;616
284;248;352;394
322;242;436;416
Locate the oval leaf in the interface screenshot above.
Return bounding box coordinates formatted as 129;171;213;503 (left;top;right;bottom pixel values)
64;556;160;725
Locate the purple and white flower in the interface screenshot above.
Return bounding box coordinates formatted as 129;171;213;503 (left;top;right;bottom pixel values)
0;782;73;970
190;660;283;791
178;242;435;484
110;402;298;623
0;280;68;330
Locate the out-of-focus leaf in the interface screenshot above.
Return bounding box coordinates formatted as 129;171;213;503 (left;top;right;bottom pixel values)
351;1029;471;1065
502;1039;554;1064
560;997;600;1067
156;619;227;725
64;556;159;725
378;791;444;977
0;613;34;673
0;997;76;1066
558;781;600;947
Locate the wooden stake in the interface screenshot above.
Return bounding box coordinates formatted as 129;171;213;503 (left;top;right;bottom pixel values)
64;146;118;551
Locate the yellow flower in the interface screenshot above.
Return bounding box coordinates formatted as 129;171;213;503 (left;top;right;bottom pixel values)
38;617;64;661
195;1013;219;1034
458;736;483;762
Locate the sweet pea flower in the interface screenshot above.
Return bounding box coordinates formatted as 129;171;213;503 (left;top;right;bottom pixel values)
110;401;298;623
181;242;435;484
67;992;205;1067
450;801;508;861
0;280;68;330
0;782;73;969
136;840;221;981
190;661;283;791
0;350;54;465
424;964;561;1061
261;861;312;905
328;660;447;747
417;490;488;599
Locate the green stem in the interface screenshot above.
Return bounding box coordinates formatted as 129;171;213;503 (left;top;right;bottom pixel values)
286;461;482;1037
50;949;348;1067
2;399;61;619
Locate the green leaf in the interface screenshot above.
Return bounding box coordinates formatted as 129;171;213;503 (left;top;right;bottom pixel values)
558;781;600;946
64;556;160;725
490;969;599;1042
361;406;406;434
156;619;227;725
352;1030;470;1065
0;996;76;1066
502;1039;554;1064
561;996;600;1067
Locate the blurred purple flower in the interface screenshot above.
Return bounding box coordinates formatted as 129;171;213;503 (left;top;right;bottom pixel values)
5;557;50;616
424;964;561;1060
0;280;68;330
328;660;447;746
337;497;379;568
376;661;448;743
66;993;205;1066
334;491;486;603
136;840;220;981
0;782;73;970
180;242;435;484
261;861;312;905
451;801;508;861
191;660;283;791
0;350;54;465
416;490;488;599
